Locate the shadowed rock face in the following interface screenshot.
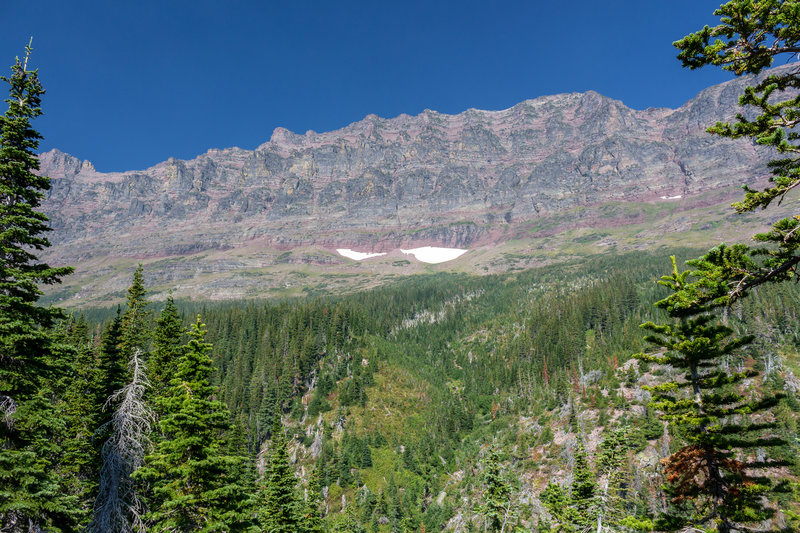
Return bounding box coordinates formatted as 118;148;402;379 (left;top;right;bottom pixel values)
38;68;783;264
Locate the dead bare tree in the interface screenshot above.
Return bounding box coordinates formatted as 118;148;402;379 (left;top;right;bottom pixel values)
88;350;154;533
0;394;15;429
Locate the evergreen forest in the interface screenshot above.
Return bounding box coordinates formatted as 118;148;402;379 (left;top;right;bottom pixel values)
3;2;800;532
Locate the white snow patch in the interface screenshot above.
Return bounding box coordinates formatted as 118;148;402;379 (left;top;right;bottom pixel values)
659;195;682;200
400;247;468;264
336;249;386;261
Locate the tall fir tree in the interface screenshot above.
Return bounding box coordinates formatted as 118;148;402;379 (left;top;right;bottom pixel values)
636;257;787;532
302;466;324;533
59;315;103;527
647;4;800;528
540;481;572;532
98;306;126;406
540;443;598;532
149;293;185;405
135;317;254;532
595;427;638;531
259;415;303;532
120;264;152;363
569;443;596;529
0;41;77;531
91;259;159;533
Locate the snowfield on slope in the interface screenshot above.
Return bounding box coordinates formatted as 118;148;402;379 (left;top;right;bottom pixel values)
336;249;387;260
400;247;468;264
336;247;469;264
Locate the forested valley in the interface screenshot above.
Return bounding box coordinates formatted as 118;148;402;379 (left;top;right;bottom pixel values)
7;248;800;531
4;1;800;532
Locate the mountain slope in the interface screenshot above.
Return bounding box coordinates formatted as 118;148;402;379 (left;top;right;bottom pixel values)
189;250;800;531
38;67;797;306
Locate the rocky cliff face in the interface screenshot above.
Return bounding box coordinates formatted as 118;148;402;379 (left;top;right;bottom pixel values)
36;68;792;304
40;69;780;260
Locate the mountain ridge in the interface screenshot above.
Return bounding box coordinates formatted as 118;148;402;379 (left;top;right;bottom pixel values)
38;76;746;180
37;66;797;306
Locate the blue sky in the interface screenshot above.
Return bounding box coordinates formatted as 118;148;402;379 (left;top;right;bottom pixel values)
2;1;733;172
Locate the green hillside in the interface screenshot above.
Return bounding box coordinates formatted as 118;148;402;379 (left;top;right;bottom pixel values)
61;248;797;531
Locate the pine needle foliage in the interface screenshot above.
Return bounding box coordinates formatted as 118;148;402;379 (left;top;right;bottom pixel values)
0;40;76;531
98;307;126;408
302;466;324;533
636;257;788;532
477;443;514;533
541;443;597;532
136;317;254;532
672;0;800;305
120;264;152;363
149;293;185;405
259;416;303;532
59;316;102;525
595;427;635;530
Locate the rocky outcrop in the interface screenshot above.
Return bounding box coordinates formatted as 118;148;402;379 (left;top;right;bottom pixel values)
38;68;784;265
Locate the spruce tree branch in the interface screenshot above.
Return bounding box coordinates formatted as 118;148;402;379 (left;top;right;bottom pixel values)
773;176;800;207
730;254;800;300
784;216;800;241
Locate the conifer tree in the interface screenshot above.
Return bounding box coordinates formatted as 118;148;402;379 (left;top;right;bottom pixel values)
0;41;77;531
226;414;259;514
476;444;513;532
569;444;596;528
540;443;598;532
60;315;103;526
259;415;302;532
636;257;787;532
90;272;159;532
330;502;365;533
672;1;800;305
373;488;388;529
359;487;376;529
595;427;641;532
540;482;572;531
98;307;126;406
135;317;254;532
149;293;185;402
360;438;373;468
303;466;324;533
645;4;800;528
93;306;125;462
120;264;151;362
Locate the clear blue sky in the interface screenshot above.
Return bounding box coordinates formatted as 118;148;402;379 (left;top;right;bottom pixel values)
2;1;734;172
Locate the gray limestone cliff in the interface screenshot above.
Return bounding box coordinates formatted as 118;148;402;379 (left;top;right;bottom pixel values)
38;68;784;264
